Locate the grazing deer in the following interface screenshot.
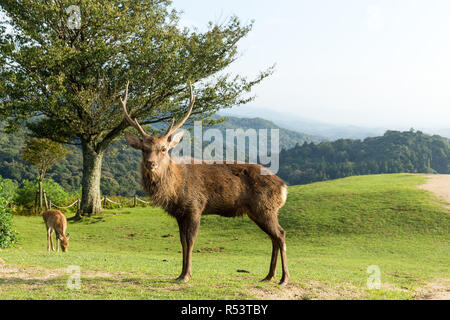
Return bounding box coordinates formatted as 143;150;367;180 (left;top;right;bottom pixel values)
121;83;289;285
43;209;70;252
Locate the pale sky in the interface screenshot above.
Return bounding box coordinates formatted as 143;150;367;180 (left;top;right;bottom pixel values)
173;0;450;129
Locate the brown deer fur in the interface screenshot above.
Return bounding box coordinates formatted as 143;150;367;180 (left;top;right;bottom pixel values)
43;209;70;252
122;83;289;285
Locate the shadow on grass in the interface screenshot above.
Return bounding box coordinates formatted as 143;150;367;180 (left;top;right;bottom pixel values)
0;274;192;290
68;216;106;225
0;278;61;285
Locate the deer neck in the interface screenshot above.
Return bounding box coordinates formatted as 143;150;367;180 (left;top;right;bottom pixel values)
141;159;181;207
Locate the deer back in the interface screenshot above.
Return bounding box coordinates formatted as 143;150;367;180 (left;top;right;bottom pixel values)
43;209;67;235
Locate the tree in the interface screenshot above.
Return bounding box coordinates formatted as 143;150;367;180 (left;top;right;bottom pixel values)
0;0;272;214
22;137;69;210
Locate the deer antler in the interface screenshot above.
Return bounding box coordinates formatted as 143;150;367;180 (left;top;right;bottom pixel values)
162;82;195;138
121;82;150;138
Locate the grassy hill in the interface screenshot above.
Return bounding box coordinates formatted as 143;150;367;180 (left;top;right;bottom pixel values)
1;174;448;299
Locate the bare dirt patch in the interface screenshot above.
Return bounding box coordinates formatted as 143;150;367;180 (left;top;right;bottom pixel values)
414;279;450;300
249;281;363;300
417;174;450;210
0;265;60;280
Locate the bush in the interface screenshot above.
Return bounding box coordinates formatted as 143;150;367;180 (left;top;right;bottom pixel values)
0;177;18;248
14;178;69;208
0;177;18;201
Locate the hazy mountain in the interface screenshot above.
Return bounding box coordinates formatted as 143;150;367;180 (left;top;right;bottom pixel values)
220;106;450;140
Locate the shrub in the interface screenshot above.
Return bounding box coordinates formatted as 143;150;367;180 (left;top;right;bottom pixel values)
0;177;18;248
0;177;18;202
14;178;69;208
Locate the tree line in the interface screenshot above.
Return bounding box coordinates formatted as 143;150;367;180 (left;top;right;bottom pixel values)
278;130;450;185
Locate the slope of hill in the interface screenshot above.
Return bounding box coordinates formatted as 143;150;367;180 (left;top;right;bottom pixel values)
2;174;448;299
279;130;450;186
209;116;325;149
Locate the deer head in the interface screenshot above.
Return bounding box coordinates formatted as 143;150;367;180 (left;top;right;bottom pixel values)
122;82;195;175
59;233;70;252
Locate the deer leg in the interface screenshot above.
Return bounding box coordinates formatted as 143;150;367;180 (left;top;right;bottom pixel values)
248;212;287;284
55;232;60;252
176;218;188;281
46;227;51;252
49;229;55;251
276;226;290;286
185;217;200;280
176;215;200;282
262;239;279;282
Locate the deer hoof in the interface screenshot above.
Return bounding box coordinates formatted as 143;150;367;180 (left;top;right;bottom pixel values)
278;279;289;286
175;276;190;283
261;275;274;282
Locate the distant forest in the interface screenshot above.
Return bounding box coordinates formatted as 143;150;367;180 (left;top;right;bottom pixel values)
0;126;141;196
278;130;450;185
1;120;449;194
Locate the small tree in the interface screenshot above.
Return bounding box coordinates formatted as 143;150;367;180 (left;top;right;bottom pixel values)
22;137;69;210
14;178;69;208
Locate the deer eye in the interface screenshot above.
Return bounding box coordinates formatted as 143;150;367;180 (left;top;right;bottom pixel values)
161;146;167;153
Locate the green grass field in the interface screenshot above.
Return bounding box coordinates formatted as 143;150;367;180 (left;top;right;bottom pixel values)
0;174;449;300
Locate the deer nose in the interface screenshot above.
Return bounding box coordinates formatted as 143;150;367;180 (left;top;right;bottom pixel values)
146;161;158;170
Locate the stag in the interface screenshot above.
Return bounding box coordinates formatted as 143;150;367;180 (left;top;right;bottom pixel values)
121;82;289;285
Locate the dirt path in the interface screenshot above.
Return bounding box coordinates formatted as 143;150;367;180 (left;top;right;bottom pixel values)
415;279;450;300
417;174;450;210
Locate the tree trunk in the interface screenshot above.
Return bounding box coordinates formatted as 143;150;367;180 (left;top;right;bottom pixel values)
80;139;104;215
38;175;43;210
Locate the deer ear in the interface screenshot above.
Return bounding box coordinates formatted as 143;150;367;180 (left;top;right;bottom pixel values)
66;233;70;240
125;134;143;150
167;131;184;149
